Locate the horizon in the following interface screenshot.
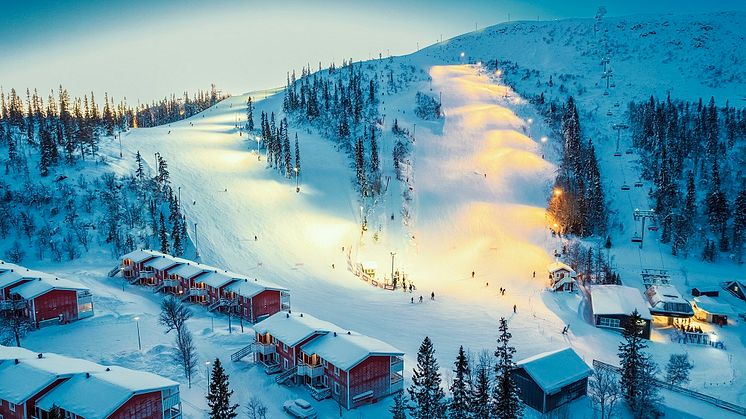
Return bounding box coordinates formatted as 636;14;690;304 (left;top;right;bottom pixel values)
2;0;744;103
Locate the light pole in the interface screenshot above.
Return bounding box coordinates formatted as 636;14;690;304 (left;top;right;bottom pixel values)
294;167;300;193
390;252;396;281
205;361;211;391
194;222;200;259
118;132;123;158
134;316;142;350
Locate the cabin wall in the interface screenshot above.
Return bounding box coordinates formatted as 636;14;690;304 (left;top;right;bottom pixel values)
348;356;392;408
545;377;588;412
109;391;164;419
31;289;79;323
511;367;545;413
251;290;282;322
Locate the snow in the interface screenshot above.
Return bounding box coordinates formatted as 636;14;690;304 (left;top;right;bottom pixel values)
120;249;165;264
192;269;235;289
301;330;403;371
0;345;36;362
0;352;105;404
547;261;575;275
590;285;652;319
168;262;210;280
515;347;591;394
36;366;178;419
143;255;185;271
693;296;737;316
12;276;89;300
224;276;288;298
0;270;25;290
254;312;341;347
646;284;690;306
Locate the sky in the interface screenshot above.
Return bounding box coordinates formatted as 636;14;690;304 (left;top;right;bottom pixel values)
1;0;744;103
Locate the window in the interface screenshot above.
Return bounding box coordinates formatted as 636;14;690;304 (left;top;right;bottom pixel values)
322;376;328;386
334;366;340;377
598;317;620;328
9;402;15;412
282;343;288;352
334;382;340;395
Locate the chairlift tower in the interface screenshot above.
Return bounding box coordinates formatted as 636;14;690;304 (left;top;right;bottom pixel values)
612;123;629;155
633;209;657;249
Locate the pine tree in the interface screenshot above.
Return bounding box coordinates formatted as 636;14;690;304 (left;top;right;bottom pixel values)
618;309;648;405
732;186;746;263
159;212;169;254
246;97;254;131
491;318;523;419
449;346;472;419
355;136;366;195
705;160;730;250
665;353;693;386
172;216;183;256
471;360;491;419
390;391;408;419
294;133;301;173
408;336;446;419
207;358;239;419
135;151;145;182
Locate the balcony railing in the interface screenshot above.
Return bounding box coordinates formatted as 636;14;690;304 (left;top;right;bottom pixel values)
255;342;276;356
297;362;324;378
391;372;404;393
307;384;331;401
390;357;404;373
186;288;207;297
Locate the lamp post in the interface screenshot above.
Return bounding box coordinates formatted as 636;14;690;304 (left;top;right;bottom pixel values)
294;167;300;193
118;132;123;158
205;361;211;392
133;316;142;350
390;252;396;281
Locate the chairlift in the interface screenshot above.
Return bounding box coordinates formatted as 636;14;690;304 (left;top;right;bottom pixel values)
634;181;644;188
614;150;622;157
648;225;659;232
621;183;631;191
614;102;621;107
610;83;616;88
603;90;610;96
625;148;633;154
631;233;643;243
606;110;613;116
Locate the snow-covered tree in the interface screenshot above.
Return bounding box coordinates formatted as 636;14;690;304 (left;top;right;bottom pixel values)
207;358;239;419
589;367;620;419
408;336;446;419
665;353;693;386
491;318;523;418
390;391;408;419
449;345;472;418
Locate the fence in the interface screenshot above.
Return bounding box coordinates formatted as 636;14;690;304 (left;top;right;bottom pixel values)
592;360;746;416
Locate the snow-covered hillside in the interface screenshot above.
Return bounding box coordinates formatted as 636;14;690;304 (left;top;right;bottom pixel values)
12;11;746;418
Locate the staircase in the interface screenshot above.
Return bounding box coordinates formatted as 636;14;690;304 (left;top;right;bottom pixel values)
154;283;168;293
208;299;227;312
230;343;255;362
108;266;122;277
275;366;297;385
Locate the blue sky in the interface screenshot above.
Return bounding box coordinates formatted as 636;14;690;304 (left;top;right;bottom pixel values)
1;0;744;102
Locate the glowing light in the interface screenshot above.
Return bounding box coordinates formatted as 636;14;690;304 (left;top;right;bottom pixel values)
527;118;533;124
476;61;482;66
553;188;562;197
460;52;465;58
133;316;140;321
540;136;548;143
495;69;502;77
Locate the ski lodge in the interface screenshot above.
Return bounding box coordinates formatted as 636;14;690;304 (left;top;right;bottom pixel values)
251;311;404;409
546;261;577;292
645;284;694;323
0;261;94;327
512;348;592;414
119;250;289;322
0;346;181;419
724;280;746;301
692;296;737;326
590;285;652;339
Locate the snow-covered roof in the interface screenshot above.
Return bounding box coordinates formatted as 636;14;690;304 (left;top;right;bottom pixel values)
0;345;36;362
547;261;575;275
144;255;183;271
225;276;288;298
0;353;105;404
36;366;178;419
168;262;209;279
646;284;688;304
301;330;403;371
195;270;238;289
255;312;339;347
119;249;164;264
693;296;737;316
0;270;26;289
590;285;651;320
516;348;591;394
11;276;88;300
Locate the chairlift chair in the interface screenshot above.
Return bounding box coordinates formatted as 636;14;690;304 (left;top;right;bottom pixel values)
606;110;613;116
625;148;633;154
621;183;631;191
614;102;621;107
648;225;659;232
631;233;643;243
634;181;644;187
614;150;622;157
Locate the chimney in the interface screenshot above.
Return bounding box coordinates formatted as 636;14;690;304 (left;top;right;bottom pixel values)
333;332;337;337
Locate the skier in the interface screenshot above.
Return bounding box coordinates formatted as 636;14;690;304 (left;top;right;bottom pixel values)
419;295;423;303
532;271;536;278
513;304;517;314
409;284;413;293
502;289;506;296
411;297;414;304
254;235;258;241
471;271;475;278
331;264;335;269
430;292;435;300
486;282;489;287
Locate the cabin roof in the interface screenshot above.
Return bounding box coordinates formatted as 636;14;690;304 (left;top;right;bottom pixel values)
515;347;591;394
301;331;403;371
590;285;651;319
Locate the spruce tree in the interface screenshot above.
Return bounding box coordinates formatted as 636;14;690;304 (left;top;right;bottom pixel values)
172;216;183;256
471;361;491;419
408;336;446;419
390;391;408;419
732;186;746;263
246;97;254;131
618;309;648;405
159;212;169;254
492;318;523;419
135;151;145;183
294;133;301;173
207;358;239;419
449;345;472;419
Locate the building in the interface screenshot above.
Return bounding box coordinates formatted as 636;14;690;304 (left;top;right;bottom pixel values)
590;285;652;339
724;281;746;301
0;262;93;326
692;296;736;326
691;286;720;297
253;311;404;409
546;261;576;292
0;346;181;419
512;348;592;414
118;250;290;322
645;284;694;323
